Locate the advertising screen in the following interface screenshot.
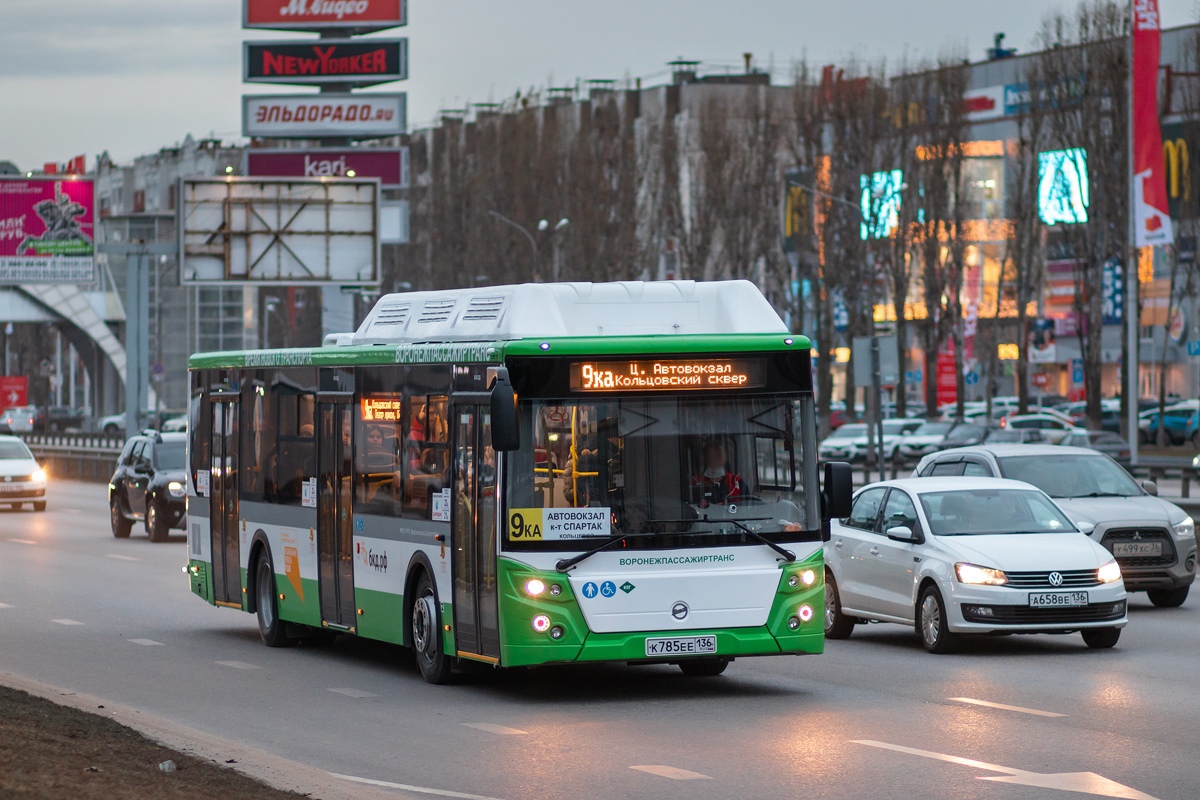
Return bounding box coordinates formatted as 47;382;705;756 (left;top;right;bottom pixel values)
1038;148;1090;225
860;169;903;240
0;177;95;284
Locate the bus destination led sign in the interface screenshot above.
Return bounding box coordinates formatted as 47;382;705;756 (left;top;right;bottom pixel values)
569;358;766;392
362;396;402;421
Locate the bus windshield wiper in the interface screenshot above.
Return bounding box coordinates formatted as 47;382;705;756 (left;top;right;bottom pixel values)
555;532;662;573
725;519;796;562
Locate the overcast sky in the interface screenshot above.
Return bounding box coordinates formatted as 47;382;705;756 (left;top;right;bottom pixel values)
2;0;1196;171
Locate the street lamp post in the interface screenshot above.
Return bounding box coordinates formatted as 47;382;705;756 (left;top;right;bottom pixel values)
485;211;569;282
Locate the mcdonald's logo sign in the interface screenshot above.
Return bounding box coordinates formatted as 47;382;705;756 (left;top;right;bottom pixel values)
1163;137;1190;202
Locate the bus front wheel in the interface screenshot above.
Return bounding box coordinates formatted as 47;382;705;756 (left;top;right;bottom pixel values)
255;551;290;648
412;572;452;684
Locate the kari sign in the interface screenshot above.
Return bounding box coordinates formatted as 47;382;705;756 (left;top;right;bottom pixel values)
247;148;408;187
243;93;406;138
244;38;407;87
0;376;27;411
244;0;406;32
0;177;95;284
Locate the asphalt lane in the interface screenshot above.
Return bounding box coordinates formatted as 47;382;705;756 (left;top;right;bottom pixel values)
0;481;1195;799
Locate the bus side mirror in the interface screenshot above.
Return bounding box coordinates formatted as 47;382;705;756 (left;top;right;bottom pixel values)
490;369;520;452
822;461;853;520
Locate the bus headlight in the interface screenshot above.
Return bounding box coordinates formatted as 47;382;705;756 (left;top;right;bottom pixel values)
531;614;551;633
525;578;546;597
1097;561;1122;584
800;569;816;586
167;481;185;498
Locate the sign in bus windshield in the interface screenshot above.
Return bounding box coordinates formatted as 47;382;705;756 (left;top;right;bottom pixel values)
569;358;767;392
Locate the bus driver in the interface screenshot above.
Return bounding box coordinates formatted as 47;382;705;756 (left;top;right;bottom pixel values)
692;442;747;506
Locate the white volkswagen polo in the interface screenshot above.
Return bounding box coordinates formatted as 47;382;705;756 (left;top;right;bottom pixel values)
824;477;1127;653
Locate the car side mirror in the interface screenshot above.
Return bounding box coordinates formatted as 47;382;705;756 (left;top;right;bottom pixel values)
1141;480;1158;497
886;525;920;543
822;461;853;520
490;368;520;452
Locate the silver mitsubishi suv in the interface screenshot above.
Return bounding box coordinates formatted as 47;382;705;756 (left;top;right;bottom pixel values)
914;444;1197;607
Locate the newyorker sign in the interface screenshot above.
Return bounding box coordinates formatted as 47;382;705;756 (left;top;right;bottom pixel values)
243;93;406;138
244;38;407;87
246;148;408;187
244;0;406;33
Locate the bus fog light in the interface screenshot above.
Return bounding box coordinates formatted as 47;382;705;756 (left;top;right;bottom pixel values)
549;625;564;640
788;575;799;587
787;616;800;630
549;584;562;596
801;569;816;586
525;579;546;597
531;614;551;633
798;604;814;622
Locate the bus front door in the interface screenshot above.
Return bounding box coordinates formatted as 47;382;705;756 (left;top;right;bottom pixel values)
451;401;501;661
209;398;241;606
317;400;356;630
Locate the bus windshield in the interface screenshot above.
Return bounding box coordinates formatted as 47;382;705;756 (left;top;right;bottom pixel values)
505;395;812;550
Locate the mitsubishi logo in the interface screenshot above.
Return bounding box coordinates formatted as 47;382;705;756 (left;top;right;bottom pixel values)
671;602;689;620
1131;531;1143;540
1048;572;1064;587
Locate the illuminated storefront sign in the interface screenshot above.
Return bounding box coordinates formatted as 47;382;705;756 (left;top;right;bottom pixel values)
1038;148;1089;225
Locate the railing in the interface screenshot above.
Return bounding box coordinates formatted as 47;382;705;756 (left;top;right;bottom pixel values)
20;433;124;484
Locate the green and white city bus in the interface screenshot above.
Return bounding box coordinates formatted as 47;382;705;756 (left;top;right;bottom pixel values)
185;280;851;683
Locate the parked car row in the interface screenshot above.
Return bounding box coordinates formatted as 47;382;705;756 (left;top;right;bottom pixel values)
825;441;1197;654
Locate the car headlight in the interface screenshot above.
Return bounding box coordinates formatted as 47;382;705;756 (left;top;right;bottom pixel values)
1097;560;1122;584
167;481;185;498
31;468;47;483
1172;517;1195;539
954;563;1008;585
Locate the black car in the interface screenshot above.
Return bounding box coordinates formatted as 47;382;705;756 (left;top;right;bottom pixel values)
37;405;87;432
109;431;187;542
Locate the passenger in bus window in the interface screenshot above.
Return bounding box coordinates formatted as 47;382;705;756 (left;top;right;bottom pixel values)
691;443;747;506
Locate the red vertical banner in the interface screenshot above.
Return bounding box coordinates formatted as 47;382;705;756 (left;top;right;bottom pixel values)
1132;0;1173;247
936;352;957;408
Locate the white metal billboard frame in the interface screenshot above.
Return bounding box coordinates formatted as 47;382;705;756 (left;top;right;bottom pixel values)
178;177;381;286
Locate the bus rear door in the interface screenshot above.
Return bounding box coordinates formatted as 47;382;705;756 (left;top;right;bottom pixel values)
210;394;241;606
451;398;501;661
317;395;356;630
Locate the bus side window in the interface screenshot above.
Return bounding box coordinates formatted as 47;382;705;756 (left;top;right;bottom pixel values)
403;395;449;518
240;381;276;503
755;437;795;491
357;394;403;516
276;393;315;506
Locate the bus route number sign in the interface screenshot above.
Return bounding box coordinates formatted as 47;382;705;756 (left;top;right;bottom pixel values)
568;358;766;392
508;508;612;541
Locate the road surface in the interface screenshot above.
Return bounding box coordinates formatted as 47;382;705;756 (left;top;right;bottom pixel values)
0;480;1194;799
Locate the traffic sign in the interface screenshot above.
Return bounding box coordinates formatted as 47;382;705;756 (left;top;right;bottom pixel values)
1188;340;1200;357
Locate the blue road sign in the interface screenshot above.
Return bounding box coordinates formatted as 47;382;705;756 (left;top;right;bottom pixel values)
1189;341;1200;357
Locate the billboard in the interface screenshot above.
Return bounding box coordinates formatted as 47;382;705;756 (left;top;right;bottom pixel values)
1038;148;1089;225
244;0;406;33
0;177;95;284
244;38;407;87
0;376;27;412
243;92;406;139
247;148;408;187
179;177;380;285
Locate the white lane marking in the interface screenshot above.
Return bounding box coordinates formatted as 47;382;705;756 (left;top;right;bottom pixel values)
331;772;507;800
128;639;164;646
630;765;713;780
853;740;1156;799
0;603;12;609
949;696;1066;717
50;619;84;626
327;688;377;698
462;722;528;735
9;539;36;545
105;554;139;561
216;660;262;670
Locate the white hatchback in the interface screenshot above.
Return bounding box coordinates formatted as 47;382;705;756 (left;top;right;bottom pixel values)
825;477;1127;653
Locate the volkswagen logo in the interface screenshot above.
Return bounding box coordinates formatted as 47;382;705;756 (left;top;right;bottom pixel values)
1048;572;1064;587
671;602;689;620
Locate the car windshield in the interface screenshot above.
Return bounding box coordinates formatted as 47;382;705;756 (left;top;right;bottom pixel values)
912;422;952;436
997;453;1140;498
919;489;1076;535
505;396;811;551
945;423;984;442
881;421;912;436
985;429;1022;443
0;441;32;460
154;442;186;470
829;424;866;439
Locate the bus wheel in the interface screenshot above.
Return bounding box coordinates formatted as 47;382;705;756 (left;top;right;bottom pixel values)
255;551;290;648
110;501;132;538
678;657;729;677
412;572;452;684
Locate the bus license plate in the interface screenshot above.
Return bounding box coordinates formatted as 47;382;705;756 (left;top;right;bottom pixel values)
1112;541;1162;557
645;636;717;657
1028;591;1088;608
